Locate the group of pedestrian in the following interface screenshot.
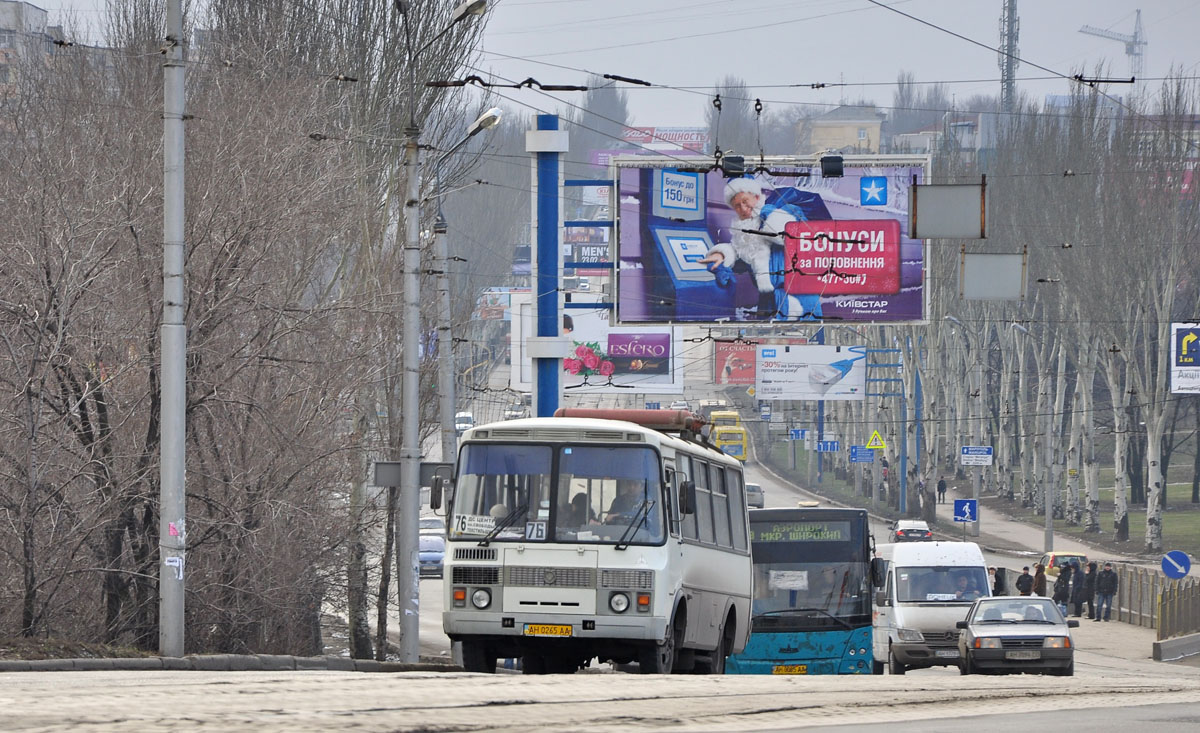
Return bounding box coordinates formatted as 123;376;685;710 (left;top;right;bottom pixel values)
1012;560;1119;621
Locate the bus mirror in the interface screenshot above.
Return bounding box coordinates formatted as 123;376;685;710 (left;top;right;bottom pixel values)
870;557;887;588
678;480;696;515
429;477;443;510
875;590;889;607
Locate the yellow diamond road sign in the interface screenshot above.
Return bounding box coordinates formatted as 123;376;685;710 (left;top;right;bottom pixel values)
866;430;886;450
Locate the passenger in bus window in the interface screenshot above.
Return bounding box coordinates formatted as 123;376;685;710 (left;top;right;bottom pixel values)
566;493;595;526
605;480;645;522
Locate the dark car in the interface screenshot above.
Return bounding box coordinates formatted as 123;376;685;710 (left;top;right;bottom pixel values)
956;596;1078;676
891;520;933;542
418;534;445;579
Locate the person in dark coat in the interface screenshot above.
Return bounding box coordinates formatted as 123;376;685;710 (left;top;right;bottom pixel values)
1015;566;1034;595
1052;567;1071;615
1095;562;1119;621
1032;563;1048;597
1069;561;1086;616
1083;562;1098;619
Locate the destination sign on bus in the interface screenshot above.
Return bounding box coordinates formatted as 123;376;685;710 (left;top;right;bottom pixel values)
749;521;851;543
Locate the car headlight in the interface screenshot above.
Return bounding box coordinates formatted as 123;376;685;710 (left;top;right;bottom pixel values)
973;637;1002;649
609;592;630;613
897;628;925;642
1043;636;1071;649
471;588;491;609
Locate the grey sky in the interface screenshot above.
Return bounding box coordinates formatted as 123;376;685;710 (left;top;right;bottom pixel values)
48;0;1200;128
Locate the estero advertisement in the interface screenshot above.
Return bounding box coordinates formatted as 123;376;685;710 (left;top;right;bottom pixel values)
614;156;928;325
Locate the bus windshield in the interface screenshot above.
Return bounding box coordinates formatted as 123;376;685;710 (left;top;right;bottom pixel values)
451;443;665;545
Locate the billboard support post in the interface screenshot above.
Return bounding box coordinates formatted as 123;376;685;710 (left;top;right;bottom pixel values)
527;115;568;416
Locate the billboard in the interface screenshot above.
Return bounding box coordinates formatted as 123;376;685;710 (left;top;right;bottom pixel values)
473;287;528;321
714;337;809;385
1171;322;1200;393
755;344;867;401
509;293;683;394
614;156;929;325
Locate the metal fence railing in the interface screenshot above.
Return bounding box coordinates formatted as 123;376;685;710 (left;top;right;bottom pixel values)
1158;572;1200;641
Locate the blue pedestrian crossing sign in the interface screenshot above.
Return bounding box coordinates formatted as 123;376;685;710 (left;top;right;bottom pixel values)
1162;550;1191;579
953;499;978;523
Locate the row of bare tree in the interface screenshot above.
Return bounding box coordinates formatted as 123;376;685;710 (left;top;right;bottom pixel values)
819;80;1200;554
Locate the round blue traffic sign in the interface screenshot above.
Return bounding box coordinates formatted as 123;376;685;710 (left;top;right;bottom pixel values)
1162;550;1192;579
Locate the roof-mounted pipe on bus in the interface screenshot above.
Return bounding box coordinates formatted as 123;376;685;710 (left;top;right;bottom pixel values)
552;408;706;436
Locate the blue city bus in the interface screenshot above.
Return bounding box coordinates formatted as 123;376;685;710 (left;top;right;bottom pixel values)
726;507;874;675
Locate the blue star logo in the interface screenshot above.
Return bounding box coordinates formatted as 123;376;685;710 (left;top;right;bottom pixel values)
860;176;887;206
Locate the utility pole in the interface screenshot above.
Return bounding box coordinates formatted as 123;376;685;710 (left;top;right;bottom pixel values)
998;0;1020;115
433;214;456;464
398;123;422;664
159;0;187;658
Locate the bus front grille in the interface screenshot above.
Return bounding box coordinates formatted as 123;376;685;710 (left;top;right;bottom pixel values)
454;547;497;561
507;566;595;587
601;569;654;589
452;566;500;585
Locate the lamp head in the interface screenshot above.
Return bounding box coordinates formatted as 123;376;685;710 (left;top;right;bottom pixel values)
467;107;503;137
451;0;487;23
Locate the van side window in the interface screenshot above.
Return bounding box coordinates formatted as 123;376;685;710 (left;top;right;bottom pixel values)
692;460;714;544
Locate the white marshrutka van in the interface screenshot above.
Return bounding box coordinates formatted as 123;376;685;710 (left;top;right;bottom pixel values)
870;541;989;674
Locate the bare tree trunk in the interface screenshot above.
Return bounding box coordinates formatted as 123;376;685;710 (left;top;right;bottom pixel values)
375;486;397;661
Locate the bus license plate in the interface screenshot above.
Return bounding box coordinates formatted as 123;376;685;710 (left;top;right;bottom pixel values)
1006;650;1040;660
772;664;807;675
935;649;959;658
523;624;572;637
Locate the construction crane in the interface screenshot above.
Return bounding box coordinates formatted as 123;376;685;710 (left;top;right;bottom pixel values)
1079;9;1147;81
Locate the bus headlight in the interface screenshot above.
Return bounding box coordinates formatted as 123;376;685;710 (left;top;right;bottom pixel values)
609;593;630;613
471;589;491;609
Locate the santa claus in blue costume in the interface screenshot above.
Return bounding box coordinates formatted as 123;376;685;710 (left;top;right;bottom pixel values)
698;177;823;321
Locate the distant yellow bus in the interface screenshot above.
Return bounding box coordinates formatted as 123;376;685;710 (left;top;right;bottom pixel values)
709;410;742;429
713;425;748;461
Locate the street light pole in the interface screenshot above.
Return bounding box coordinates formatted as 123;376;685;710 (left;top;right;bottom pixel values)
396;0;488;664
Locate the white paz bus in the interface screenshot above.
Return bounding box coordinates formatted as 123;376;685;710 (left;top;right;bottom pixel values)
433;408;753;674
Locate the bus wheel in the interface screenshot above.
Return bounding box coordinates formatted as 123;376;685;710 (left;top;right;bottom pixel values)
522;654;548;675
888;646;906;675
697;617;734;675
871;658;884;675
640;618;679;674
461;642;496;673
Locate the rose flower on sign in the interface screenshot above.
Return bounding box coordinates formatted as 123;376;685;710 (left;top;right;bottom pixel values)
564;343;615;378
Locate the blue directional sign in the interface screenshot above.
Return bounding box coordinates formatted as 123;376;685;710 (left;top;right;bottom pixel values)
760;403;772;420
953;499;978;523
816;440;840;452
850;445;875;463
1162;550;1192;579
645;402;660;410
788;428;807;441
960;446;994;466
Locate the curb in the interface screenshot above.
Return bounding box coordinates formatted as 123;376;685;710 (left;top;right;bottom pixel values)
0;654;464;673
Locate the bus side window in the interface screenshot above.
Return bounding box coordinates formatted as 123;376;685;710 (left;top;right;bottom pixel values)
727;469;747;551
664;466;680;536
679;455;699;540
711;465;731;548
692;460;714;544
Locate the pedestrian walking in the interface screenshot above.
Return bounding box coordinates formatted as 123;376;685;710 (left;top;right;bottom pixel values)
1083;562;1098;620
1015;566;1034;596
1032;563;1047;597
1095;562;1119;621
1069;560;1086;617
937;477;947;504
1052;566;1071;616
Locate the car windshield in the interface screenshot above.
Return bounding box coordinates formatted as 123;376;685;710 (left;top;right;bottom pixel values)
972;598;1060;624
894;566;989;602
450;443;664;546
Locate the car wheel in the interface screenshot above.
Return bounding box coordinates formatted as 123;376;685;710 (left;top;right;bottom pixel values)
888;646;906;675
960;654;975;675
1049;660;1074;676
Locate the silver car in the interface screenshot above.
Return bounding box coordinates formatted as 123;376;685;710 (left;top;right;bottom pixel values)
956;596;1078;676
745;482;764;508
